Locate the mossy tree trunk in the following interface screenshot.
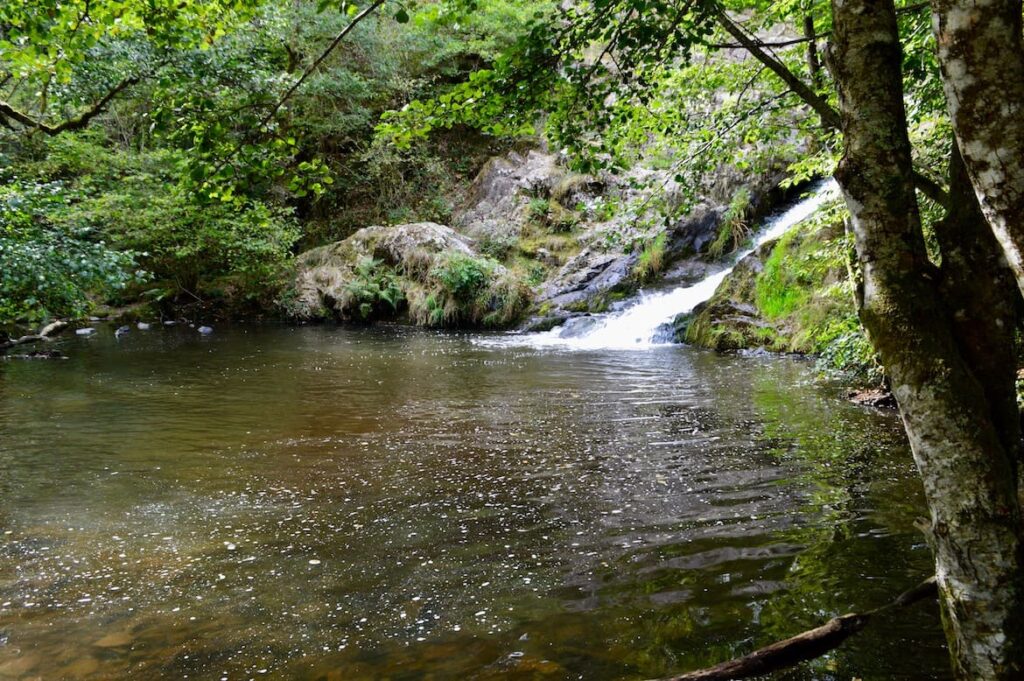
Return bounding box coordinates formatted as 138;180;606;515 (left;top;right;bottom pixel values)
930;0;1024;300
828;1;1024;677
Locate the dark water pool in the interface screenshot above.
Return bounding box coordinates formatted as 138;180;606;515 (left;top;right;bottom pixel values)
0;324;947;679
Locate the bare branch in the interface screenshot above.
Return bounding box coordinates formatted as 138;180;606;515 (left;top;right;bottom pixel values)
1;321;69;353
712;10;949;207
0;75;139;136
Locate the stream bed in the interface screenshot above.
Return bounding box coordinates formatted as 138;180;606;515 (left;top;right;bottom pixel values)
0;325;947;679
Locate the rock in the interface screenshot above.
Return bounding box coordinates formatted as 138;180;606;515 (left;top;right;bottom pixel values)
197;326;214;335
454;149;566;242
75;327;96;336
163;320;176;326
12;350;66;360
115;325;130;338
848;388;897;409
538;249;637;311
289;222;530;327
136;322;151;330
61;656;100;677
673;245;773;350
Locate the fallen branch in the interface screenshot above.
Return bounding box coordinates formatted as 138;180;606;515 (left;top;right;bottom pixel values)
0;320;69;352
656;577;937;681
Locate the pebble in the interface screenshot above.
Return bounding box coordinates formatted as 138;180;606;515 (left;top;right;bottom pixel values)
137;322;151;330
198;326;214;335
75;328;96;336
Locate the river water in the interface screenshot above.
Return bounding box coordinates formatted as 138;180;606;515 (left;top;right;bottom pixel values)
0;325;947;679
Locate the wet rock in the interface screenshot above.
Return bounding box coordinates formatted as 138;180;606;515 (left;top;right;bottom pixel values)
538;249;637;311
75;327;96;336
137;322;152;331
0;653;39;676
673;246;770;350
198;326;214;335
848;388;897;409
10;350;66;360
61;656;100;677
115;325;130;338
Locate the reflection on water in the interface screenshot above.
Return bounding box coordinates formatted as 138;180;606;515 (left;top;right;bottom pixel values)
0;325;946;679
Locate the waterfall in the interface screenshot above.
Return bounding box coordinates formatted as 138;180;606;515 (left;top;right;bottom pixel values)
483;180;839;350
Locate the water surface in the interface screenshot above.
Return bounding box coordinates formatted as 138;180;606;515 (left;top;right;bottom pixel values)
0;325;947;679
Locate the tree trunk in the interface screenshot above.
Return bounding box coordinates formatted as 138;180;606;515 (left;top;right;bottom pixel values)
930;0;1024;299
933;138;1021;479
827;1;1024;677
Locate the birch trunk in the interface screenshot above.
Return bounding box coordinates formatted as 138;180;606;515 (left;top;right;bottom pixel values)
930;0;1024;299
828;2;1024;677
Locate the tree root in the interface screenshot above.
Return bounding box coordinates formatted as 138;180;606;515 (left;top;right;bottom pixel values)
656;577;937;681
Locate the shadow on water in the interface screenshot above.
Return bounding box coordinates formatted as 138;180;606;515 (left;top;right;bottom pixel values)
0;325;947;679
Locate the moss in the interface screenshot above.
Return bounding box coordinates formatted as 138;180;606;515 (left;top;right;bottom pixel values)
684;218;878;376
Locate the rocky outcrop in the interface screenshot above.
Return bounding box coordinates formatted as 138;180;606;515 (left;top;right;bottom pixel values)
674;221;856;356
288;222;530;327
536;248;638;310
671;243;775;351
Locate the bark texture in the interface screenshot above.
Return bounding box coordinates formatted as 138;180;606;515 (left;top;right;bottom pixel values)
930;0;1024;298
828;2;1024;677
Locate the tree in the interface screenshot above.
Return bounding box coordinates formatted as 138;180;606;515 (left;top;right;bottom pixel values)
930;0;1024;302
827;1;1024;676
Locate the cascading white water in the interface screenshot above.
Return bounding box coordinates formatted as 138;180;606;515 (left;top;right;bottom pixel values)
482;180;839;350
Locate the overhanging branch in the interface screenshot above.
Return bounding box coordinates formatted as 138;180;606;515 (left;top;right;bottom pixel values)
712;9;949;207
0;75;138;136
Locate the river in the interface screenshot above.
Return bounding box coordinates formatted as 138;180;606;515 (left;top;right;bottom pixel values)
0;325;947;679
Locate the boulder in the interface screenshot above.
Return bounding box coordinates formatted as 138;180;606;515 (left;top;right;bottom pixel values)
288;222;530;327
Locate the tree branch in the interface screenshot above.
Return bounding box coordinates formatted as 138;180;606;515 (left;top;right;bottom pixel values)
0;321;69;352
0;76;138;136
712;9;949;207
655;577;937;681
200;0;386;186
714;9;839;128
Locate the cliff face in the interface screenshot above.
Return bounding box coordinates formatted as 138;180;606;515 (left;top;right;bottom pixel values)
290;145;799;330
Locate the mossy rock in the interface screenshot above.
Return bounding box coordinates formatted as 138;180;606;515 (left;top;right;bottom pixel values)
288;222;531;328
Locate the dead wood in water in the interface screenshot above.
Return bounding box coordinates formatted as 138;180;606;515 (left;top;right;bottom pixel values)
657;577;937;681
1;320;68;353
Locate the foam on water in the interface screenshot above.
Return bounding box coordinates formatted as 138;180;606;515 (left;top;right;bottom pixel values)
483;180;839;351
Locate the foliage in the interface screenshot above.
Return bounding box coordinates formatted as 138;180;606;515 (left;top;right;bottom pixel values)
344;256;405;319
0;178;141;322
4;133;299;312
415;252;529;326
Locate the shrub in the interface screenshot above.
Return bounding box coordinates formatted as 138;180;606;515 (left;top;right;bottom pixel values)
407;252;529;327
0;179;141;323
